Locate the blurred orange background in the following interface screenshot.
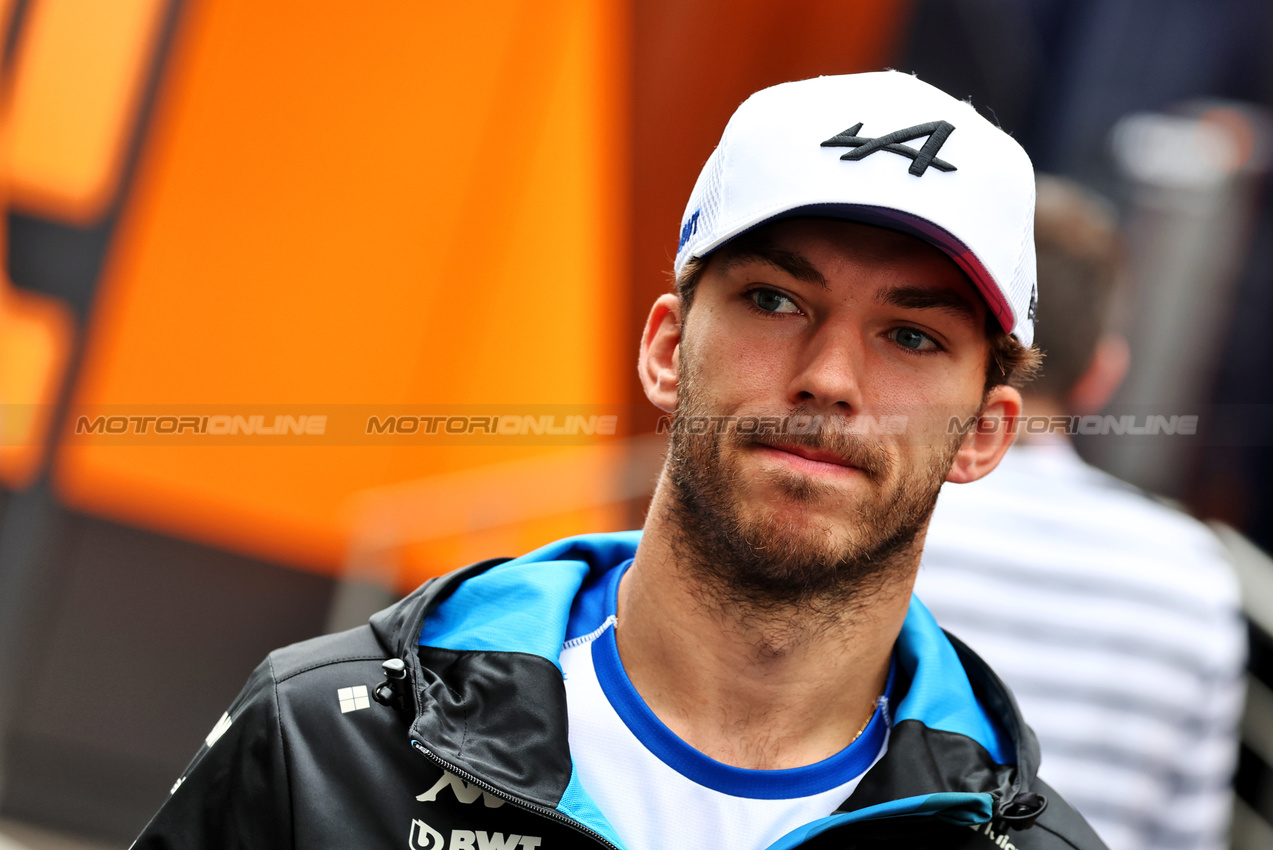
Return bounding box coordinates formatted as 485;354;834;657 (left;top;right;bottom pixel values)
1;0;905;591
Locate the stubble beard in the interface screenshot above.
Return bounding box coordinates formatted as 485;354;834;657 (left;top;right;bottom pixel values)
662;362;968;627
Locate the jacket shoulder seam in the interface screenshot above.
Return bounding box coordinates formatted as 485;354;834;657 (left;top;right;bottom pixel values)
273;653;387;684
266;654;296;845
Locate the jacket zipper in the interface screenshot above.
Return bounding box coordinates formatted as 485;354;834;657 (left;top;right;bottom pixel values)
411;739;622;850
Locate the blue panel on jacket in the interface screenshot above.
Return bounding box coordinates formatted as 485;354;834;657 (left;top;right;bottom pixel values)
894;598;1012;764
418;531;642;665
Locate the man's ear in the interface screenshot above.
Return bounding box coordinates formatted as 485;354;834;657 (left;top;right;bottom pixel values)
945;384;1023;484
639;294;682;413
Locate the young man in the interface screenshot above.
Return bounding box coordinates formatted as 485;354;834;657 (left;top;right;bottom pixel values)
133;73;1107;850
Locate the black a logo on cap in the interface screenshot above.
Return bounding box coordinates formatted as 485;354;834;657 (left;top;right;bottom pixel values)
821;121;957;176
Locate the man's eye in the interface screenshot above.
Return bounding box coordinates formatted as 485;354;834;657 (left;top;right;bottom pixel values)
889;327;938;351
750;289;800;314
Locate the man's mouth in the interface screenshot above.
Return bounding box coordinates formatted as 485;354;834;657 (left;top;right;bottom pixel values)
757;441;862;472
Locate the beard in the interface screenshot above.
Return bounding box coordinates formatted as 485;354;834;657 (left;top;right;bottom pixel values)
662;362;969;619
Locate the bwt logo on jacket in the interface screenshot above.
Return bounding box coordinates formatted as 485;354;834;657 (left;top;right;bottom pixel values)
409;819;542;850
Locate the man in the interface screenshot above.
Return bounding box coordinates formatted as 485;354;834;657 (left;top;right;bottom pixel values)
915;177;1246;850
133;73;1106;850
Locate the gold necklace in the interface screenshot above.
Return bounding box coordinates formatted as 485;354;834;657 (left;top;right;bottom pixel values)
850;696;885;742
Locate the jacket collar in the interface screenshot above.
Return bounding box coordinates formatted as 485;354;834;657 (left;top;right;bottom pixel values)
368;532;1044;831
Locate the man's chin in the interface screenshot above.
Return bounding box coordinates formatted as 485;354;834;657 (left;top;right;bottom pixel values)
759;525;881;568
725;466;889;541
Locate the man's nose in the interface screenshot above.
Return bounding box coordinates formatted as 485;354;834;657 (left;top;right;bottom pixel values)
787;324;866;412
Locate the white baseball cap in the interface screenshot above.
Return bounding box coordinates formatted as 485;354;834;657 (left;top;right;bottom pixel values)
675;71;1038;345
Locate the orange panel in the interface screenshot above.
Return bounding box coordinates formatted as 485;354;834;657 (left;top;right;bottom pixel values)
55;1;630;572
7;0;168;222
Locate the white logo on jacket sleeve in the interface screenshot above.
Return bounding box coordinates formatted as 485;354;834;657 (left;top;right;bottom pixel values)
338;685;371;713
205;712;232;747
417;770;505;808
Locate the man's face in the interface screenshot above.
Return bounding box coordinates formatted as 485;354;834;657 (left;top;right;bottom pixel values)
662;219;993;609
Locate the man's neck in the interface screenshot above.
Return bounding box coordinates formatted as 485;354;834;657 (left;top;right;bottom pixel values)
615;486;917;771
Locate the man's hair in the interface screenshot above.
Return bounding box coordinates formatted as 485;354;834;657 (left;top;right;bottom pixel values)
1029;176;1121;398
675;244;1041;393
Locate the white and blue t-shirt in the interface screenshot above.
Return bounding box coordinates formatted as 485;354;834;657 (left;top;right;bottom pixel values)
560;559;893;850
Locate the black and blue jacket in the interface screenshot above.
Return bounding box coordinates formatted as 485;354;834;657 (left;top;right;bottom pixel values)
133;532;1108;850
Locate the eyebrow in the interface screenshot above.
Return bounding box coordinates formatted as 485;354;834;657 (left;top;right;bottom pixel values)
715;244;828;289
878;285;980;323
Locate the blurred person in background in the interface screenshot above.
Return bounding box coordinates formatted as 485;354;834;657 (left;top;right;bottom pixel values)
916;176;1247;850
